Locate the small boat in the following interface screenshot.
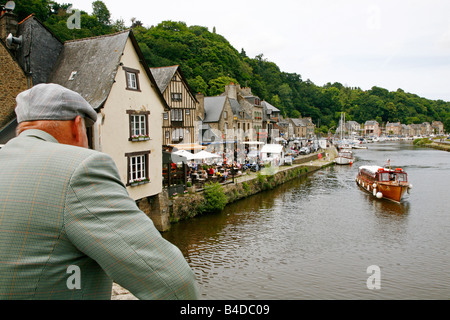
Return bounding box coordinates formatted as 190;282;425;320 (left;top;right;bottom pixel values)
335;150;354;165
355;164;412;203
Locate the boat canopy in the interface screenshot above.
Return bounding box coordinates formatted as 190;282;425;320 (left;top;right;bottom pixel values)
359;166;383;174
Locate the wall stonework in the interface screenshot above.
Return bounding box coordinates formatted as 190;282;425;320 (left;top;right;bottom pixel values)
137;190;171;232
0;42;29;128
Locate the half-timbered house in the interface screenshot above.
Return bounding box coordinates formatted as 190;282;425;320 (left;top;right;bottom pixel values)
150;65;199;151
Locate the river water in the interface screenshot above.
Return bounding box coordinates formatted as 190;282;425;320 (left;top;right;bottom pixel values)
162;142;450;300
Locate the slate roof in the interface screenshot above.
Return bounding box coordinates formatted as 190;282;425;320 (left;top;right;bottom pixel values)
229;98;251;120
203;96;226;123
49;30;167;111
150;65;198;104
150;65;179;93
261;101;280;114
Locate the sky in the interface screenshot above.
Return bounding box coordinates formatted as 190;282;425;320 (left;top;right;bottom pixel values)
58;0;450;102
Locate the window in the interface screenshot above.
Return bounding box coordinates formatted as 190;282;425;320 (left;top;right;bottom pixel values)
163;112;169;120
127;110;150;140
172;128;184;142
123;67;140;91
171;93;182;102
171;109;183;122
126;151;150;185
186;109;190;115
165;130;170;139
224;111;228;119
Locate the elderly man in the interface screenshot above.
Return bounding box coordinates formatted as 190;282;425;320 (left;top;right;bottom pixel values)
0;83;199;300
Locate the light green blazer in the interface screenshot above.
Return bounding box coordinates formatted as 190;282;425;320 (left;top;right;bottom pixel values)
0;130;199;300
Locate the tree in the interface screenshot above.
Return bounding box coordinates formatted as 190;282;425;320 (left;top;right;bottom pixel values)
208;76;237;96
92;1;111;26
188;76;208;95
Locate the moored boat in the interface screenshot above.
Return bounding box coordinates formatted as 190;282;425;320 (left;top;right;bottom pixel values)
355;165;412;203
335;150;354;165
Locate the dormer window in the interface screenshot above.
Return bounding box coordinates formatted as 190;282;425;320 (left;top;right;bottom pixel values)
123;66;141;91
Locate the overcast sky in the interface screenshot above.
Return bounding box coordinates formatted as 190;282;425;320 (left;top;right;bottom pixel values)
60;0;450;102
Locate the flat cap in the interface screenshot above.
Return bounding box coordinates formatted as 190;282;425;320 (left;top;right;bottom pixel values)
15;83;97;127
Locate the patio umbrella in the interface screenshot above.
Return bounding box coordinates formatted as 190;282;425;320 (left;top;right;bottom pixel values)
191;150;221;160
173;149;195;160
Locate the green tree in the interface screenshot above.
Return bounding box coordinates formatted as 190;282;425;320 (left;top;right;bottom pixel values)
188;76;208;95
92;1;111;25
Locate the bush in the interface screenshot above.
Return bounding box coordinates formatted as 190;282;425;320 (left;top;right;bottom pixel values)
242;182;251;193
200;182;228;213
413;138;432;146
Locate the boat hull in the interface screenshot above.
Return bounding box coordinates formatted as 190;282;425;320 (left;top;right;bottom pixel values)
356;176;409;203
335;156;353;165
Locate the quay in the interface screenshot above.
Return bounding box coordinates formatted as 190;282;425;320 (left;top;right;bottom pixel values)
112;146;337;300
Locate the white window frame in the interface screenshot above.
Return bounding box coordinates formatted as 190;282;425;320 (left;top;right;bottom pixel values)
131;114;147;136
127;72;138;90
129;154;146;183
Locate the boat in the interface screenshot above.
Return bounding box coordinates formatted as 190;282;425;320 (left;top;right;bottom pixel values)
335;150;354;165
355;163;413;203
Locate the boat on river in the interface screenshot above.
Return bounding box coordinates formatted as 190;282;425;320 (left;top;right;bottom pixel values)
356;164;413;203
335;150;354;165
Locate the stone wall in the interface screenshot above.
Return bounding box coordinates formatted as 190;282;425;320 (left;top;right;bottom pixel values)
0;41;29;128
136;190;171;232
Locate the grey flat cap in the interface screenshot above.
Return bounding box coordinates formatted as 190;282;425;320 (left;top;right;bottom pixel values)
15;83;97;127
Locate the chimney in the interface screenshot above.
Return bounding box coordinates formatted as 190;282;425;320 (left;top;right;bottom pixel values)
225;83;238;100
0;10;18;46
195;93;205;120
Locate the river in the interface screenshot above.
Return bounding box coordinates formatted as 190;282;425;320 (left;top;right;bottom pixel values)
162;141;450;300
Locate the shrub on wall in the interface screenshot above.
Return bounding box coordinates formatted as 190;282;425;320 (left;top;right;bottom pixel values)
200;182;228;213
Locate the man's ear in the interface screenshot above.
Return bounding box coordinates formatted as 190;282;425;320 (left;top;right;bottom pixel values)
71;116;83;142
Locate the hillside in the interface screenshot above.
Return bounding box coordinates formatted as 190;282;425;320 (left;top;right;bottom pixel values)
3;0;450;133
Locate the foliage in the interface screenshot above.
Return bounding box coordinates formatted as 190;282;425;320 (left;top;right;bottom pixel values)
413;138;432;146
6;0;450;132
200;182;228;213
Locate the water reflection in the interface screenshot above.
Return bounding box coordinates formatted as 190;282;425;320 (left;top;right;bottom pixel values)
163;142;450;299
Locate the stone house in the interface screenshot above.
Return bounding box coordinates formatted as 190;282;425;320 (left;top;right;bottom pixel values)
239;88;264;141
202;95;235;144
0;13;62;143
49;30;169;207
401;124;412;137
409;124;421;136
289;117;315;139
261;101;281;143
0;37;28;139
386;122;401;136
345;121;361;136
223;84;252;142
432;121;444;135
364;120;381;137
277;116;293;140
420;122;431;136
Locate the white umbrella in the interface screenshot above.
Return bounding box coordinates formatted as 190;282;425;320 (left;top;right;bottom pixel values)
173;149;194;160
191;150;221;160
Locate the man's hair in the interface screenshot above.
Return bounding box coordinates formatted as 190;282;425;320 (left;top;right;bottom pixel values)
16;120;62;136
